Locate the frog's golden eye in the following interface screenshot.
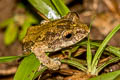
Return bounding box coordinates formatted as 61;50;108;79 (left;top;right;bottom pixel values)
63;31;73;39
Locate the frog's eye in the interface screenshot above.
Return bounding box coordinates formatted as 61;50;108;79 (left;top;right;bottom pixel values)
65;33;72;39
63;31;74;40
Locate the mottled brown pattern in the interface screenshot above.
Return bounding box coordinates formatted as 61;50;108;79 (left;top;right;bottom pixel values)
22;12;90;70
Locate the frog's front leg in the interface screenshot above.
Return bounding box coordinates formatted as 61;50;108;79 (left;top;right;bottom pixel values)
31;45;61;70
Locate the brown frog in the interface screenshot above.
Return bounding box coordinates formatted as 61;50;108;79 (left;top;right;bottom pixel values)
22;12;90;70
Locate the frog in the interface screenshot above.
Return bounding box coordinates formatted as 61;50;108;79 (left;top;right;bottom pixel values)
22;12;90;70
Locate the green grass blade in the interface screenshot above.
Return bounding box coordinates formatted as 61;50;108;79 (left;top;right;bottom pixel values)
0;18;13;28
4;20;18;45
114;74;120;80
0;56;24;63
51;0;70;17
96;57;120;75
89;70;120;80
14;54;40;80
61;59;87;72
86;19;93;73
106;46;120;57
90;42;120;58
28;0;61;20
78;40;120;58
70;57;87;66
87;37;92;72
91;24;120;74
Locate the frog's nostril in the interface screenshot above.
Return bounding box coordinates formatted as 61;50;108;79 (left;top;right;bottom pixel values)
65;33;72;38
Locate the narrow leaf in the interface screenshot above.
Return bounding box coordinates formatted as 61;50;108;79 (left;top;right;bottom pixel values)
0;18;13;28
28;0;61;20
89;70;120;80
106;46;120;58
87;19;93;73
87;37;92;72
14;54;40;80
4;21;18;45
78;40;120;58
61;59;87;72
91;24;120;74
96;57;120;74
0;56;24;63
51;0;70;17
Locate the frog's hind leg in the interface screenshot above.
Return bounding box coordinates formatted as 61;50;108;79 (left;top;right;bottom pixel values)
32;47;61;70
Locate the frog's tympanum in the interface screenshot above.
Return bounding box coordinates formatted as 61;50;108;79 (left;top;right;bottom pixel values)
22;12;90;70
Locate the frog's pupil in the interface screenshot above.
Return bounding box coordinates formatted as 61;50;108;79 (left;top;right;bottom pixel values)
65;33;72;38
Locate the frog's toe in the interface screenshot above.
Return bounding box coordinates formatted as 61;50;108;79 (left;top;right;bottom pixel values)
49;59;61;70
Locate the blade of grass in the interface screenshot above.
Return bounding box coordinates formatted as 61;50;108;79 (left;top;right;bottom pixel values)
61;59;87;72
4;20;18;45
0;56;24;63
91;24;120;75
28;0;61;20
78;40;120;58
87;36;92;73
14;54;40;80
86;18;94;73
114;74;120;80
105;46;120;57
96;57;120;75
90;42;120;58
70;57;87;66
51;0;70;17
0;18;13;28
89;70;120;80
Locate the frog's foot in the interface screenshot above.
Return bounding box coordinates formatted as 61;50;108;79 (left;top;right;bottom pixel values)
46;58;61;70
39;58;61;70
36;56;61;70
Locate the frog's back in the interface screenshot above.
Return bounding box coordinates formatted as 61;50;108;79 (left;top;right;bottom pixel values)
23;24;50;43
22;12;89;53
22;18;74;44
22;19;67;52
